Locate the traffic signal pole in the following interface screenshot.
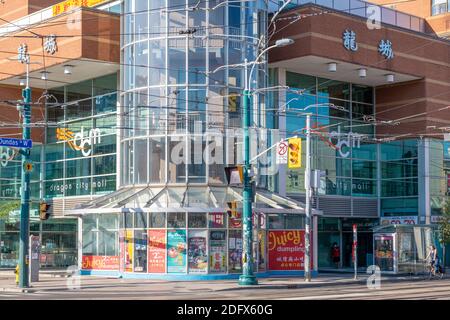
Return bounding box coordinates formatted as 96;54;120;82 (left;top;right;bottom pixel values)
239;60;258;286
19;62;31;288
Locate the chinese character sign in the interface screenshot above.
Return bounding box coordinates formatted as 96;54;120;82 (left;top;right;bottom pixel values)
44;35;58;55
343;29;358;52
379;39;394;59
268;230;312;271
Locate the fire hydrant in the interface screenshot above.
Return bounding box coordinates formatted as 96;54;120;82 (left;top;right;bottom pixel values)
14;264;19;286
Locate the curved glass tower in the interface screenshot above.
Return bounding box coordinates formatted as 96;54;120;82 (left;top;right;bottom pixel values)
120;0;268;188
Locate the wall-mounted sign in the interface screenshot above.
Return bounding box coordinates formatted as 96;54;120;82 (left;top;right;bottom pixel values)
343;29;358;51
380;216;418;225
52;0;109;16
378;39;394;59
328;126;362;158
56;127;101;157
18;44;29;64
43;35;57;55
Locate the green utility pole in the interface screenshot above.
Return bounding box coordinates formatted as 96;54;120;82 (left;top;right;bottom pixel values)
238;84;258;286
18;56;31;288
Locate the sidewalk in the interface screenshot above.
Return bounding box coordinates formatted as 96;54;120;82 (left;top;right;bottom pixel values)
0;271;427;294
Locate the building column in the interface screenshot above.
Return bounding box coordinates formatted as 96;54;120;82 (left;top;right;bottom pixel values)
418;138;431;224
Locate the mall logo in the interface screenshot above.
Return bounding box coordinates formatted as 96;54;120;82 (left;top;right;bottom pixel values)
328;126;363;158
56;127;102;157
0;147;15;167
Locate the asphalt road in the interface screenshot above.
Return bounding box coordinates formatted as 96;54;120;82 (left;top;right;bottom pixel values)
0;274;449;300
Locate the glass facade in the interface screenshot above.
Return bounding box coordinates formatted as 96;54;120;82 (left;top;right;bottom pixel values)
284;72;377;198
432;0;450;15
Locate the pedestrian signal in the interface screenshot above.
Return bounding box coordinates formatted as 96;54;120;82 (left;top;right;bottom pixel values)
39;202;50;220
288;138;302;169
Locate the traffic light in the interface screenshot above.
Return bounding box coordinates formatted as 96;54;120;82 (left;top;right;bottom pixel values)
39;202;50;220
288;137;302;169
227;201;239;218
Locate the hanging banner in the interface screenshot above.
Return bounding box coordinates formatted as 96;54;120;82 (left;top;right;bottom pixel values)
148;229;166;273
167;229;187;273
188;230;208;274
288;138;302;169
209;230;227;273
268;230;310;271
82;256;119;270
125;230;133;272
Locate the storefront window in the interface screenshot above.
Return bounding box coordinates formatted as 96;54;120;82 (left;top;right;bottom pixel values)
167;212;186;228
149;212;166;228
228;229;243;273
188;213;207;228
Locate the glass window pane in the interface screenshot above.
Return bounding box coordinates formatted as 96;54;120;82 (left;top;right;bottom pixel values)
149;212;166;228
167;212;186;228
188;212;207;228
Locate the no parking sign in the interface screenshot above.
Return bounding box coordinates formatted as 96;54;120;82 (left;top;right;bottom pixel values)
276;141;288;164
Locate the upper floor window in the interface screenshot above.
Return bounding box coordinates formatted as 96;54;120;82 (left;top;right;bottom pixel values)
432;0;449;15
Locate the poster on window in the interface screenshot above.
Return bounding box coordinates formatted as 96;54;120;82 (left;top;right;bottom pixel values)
82;256;119;270
148;229;166;273
258;230;266;271
268;230;309;271
209;230;227;273
188;230;208;274
134;230;147;272
167;229;187;273
124;230;133;272
209;212;226;228
119;230;125;273
228;230;243;272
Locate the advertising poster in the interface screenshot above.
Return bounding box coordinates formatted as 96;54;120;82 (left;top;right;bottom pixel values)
209;230;227;273
268;230;311;271
134;230;147;272
374;234;394;272
209;212;226;228
82;256;119;270
148;229;166;273
228;230;243;273
188;230;208;274
258;230;266;271
167;229;187;273
125;230;133;272
119;230;125;273
229;211;242;229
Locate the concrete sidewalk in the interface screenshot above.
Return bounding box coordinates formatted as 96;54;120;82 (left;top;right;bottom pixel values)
0;271;428;294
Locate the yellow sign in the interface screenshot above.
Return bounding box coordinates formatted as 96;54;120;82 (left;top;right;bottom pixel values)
287;138;302;169
52;0;108;16
56;128;83;151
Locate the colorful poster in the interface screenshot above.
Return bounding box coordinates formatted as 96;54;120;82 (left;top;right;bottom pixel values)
209;230;227;273
134;230;147;272
119;230;125;273
228;230;243;273
125;230;133;272
188;230;208;274
268;230;311;271
209;212;226;228
167;229;187;273
258;230;266;271
82;256;119;270
148;229;166;273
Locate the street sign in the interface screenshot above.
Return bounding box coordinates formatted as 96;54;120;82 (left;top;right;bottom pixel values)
0;138;32;149
276;141;288;164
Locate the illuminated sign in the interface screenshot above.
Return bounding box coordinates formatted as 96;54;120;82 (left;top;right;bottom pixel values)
56;127;101;157
52;0;109;16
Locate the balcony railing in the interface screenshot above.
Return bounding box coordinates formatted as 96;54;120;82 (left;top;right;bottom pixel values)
290;0;426;33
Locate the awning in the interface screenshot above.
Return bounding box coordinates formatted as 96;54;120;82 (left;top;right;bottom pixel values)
65;185;322;216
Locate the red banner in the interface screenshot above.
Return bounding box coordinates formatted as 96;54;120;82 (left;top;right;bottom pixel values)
148;229;166;273
82;256;119;270
268;230;312;271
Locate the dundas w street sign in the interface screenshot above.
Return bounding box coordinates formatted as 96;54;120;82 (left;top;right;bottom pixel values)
0;138;32;149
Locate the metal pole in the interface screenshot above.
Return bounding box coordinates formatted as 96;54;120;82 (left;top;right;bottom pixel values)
239;60;257;286
19;62;31;288
304;114;311;282
353;224;358;280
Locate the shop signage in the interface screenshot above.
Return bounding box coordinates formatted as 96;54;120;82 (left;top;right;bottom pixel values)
210;231;227;273
188;230;208;274
378;39;394;59
52;0;109;16
380;216;418;225
48;178;109;193
268;230;310;271
343;29;358;51
148;229;166;273
167;229;186;273
124;230;133;272
43;35;57;55
81;255;119;270
56;127;101;157
328;126;362;158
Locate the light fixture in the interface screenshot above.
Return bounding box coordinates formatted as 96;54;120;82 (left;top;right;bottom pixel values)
275;38;295;47
328;62;337;72
19;78;26;86
358;68;367;78
386;74;395;83
40;71;49;80
64;65;74;75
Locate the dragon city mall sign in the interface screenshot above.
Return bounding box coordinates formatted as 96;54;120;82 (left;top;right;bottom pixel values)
56;127;101;157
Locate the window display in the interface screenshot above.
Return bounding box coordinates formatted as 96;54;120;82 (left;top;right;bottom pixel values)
188;230;208;274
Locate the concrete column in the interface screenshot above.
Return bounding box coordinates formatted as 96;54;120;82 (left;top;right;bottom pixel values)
418;138;431;224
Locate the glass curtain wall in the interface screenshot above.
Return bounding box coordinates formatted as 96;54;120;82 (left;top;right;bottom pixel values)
284;72;377;198
45;73;118;199
121;0;268;188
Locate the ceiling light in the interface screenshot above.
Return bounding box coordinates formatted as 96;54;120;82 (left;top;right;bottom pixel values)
64;65;74;75
386;74;395;83
328;62;337;72
19;78;26;86
358;68;367;78
41;71;49;80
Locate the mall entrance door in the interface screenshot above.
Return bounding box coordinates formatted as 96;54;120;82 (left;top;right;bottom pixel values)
342;231;373;269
